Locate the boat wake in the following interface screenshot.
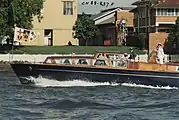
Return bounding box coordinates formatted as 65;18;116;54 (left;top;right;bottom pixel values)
28;76;119;87
121;83;178;90
25;76;178;90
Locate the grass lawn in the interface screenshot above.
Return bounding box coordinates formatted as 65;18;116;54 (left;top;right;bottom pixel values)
12;46;145;54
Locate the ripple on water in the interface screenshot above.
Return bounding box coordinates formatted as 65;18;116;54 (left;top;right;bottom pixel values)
0;73;179;120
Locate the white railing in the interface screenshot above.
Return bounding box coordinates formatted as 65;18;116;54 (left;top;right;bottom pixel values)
0;54;94;63
0;54;178;63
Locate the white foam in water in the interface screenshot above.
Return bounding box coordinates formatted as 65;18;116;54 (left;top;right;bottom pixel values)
26;76;178;90
121;83;178;90
28;76;119;87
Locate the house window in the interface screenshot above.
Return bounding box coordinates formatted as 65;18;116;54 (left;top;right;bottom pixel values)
157;8;162;16
176;9;179;16
170;9;175;16
157;8;176;16
162;8;167;16
166;9;174;16
63;1;73;15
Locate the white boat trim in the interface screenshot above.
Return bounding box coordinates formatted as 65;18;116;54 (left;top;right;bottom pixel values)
37;68;179;79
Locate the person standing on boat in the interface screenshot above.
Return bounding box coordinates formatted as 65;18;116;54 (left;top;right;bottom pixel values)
156;43;165;64
129;47;136;61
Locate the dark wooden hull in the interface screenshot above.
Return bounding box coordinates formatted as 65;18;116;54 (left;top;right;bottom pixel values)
10;63;179;87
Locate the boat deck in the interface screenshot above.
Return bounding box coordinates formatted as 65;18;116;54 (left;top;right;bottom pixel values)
40;51;179;73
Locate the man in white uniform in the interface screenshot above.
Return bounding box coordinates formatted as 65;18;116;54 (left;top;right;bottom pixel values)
156;43;165;64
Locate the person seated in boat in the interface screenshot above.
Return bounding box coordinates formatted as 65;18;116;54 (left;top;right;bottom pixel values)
156;43;165;64
128;47;136;61
117;53;129;67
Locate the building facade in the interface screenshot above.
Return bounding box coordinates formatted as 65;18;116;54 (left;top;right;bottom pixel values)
130;0;179;52
22;0;78;46
91;7;134;46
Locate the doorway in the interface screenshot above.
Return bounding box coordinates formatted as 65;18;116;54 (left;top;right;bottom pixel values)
44;29;53;46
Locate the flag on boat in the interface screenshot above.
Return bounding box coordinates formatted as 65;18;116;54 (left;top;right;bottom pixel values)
14;27;36;42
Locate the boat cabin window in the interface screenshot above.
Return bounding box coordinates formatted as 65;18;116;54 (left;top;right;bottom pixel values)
106;54;115;59
106;54;121;60
96;53;105;59
54;58;61;64
63;59;71;65
45;58;52;64
94;60;107;66
77;59;88;65
116;55;121;59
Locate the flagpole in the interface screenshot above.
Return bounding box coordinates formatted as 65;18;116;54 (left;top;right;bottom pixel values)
11;41;14;62
11;24;16;63
9;2;15;63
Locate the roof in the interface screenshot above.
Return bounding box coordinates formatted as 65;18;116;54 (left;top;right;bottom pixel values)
129;7;138;12
100;7;119;13
161;0;179;4
96;17;115;25
155;4;179;8
121;7;135;10
91;7;121;21
92;7;134;25
132;0;179;7
91;11;110;20
91;7;134;21
154;0;179;7
100;7;134;13
132;0;151;5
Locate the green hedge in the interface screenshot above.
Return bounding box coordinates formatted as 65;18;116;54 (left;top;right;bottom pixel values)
11;46;145;54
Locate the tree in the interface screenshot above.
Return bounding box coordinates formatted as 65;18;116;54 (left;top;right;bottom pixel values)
0;0;43;43
167;17;179;54
0;0;9;40
72;12;100;46
0;10;7;40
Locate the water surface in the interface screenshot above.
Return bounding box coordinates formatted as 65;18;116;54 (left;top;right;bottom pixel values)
0;72;179;120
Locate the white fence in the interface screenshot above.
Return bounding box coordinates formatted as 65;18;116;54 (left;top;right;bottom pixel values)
0;54;174;63
0;54;93;63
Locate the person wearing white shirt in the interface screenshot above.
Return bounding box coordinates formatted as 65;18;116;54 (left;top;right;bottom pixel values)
156;43;165;64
